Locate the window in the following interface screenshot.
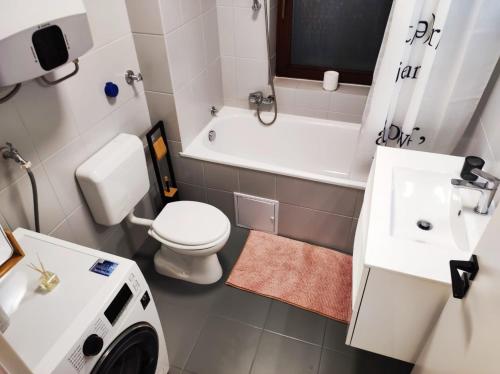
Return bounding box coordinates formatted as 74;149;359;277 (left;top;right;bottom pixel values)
276;0;393;85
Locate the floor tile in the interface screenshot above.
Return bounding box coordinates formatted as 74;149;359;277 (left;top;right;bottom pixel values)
318;348;355;374
264;301;327;345
210;286;271;328
251;331;322;374
323;319;357;355
185;315;262;374
219;225;249;274
318;348;413;374
157;304;209;369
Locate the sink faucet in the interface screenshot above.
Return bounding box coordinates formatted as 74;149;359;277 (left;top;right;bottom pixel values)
451;168;500;214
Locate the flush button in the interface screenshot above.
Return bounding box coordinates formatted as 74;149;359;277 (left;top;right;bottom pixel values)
141;291;150;309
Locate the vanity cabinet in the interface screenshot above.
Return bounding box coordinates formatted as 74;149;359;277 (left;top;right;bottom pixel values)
345;148;491;363
346;259;449;362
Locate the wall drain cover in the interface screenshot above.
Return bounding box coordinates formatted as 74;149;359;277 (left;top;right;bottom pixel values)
417;220;433;231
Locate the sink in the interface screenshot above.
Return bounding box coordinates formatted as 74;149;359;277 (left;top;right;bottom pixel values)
391;167;469;252
348;147;494;363
362;147;493;284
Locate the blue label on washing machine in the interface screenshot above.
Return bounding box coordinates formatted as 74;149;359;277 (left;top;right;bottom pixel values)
90;259;118;276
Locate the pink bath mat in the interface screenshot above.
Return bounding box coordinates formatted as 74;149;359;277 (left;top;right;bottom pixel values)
226;231;352;323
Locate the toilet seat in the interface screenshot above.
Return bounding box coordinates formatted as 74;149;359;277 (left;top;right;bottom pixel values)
149;201;231;250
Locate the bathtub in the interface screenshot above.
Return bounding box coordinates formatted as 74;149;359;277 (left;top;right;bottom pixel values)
181;107;367;189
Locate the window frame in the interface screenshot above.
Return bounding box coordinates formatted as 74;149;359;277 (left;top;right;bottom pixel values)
275;0;377;85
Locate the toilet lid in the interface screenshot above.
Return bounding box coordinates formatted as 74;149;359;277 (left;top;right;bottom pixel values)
151;201;230;246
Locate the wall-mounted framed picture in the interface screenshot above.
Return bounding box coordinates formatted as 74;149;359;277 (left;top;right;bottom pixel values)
0;227;24;279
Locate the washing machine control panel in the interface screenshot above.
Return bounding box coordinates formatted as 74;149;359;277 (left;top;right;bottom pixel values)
82;334;104;357
60;271;144;373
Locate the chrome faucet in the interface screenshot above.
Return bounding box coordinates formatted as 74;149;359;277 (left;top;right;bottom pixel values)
249;91;275;106
451;168;500;214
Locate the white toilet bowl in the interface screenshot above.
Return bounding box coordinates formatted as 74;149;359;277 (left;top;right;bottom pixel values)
75;134;231;285
148;201;231;284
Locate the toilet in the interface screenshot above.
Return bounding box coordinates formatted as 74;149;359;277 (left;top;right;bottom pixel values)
76;133;230;285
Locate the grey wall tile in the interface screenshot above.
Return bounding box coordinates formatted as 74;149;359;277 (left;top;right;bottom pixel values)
278;204;353;251
353;190;365;218
207;188;235;225
277;176;358;217
172;156;204;186
345;219;358;255
204;162;239;192
177;182;207;203
239;169;276;199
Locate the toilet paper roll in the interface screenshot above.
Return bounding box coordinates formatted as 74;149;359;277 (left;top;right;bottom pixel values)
323;71;339;91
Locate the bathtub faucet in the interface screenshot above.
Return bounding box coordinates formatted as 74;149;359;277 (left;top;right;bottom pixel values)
249;91;275;106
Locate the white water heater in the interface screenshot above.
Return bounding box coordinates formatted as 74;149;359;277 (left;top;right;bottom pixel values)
0;0;93;87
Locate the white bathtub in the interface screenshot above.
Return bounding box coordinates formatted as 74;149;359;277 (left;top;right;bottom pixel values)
181;107;367;189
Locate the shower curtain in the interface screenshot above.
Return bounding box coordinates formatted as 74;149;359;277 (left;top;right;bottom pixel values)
351;0;500;181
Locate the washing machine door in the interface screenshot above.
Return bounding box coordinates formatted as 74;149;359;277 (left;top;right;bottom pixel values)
91;322;158;374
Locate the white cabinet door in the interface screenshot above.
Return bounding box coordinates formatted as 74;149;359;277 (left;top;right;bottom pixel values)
413;208;500;373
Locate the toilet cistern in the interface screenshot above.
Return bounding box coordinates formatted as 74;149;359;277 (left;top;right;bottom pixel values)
451;168;500;215
76;134;231;285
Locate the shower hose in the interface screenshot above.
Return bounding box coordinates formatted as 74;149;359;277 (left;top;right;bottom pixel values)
257;0;278;126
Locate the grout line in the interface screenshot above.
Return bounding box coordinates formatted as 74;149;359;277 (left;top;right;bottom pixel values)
180;311;211;372
315;318;330;374
260;328;323;348
248;300;274;373
280;202;356;220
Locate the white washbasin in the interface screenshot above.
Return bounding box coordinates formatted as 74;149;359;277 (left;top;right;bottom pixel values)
391;167;469;253
363;148;493;284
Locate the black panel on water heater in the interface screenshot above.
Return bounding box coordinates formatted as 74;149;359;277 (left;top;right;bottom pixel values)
32;25;69;71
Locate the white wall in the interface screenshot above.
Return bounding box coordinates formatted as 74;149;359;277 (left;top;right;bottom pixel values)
162;0;223;149
216;0;368;122
455;62;500;189
217;0;277;107
0;0;156;257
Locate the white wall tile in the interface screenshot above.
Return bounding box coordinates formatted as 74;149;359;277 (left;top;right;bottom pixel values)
217;6;235;56
145;91;180;141
12;80;79;160
84;0;132;49
67;205;113;249
0;103;41;190
112;93;151;137
221;57;238;100
330;92;367;116
0;166;65;234
236;58;268;98
217;0;233;6
203;8;221;65
133;33;173;93
166;19;207;90
43;138;89;216
160;0;183;33
479;77;500;159
234;6;267;60
62;35;144;131
80;111;121;155
50;220;77;243
126;0;164;35
181;0;202;23
202;0;217;12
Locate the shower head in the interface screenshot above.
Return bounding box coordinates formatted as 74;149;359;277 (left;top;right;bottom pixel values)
252;0;262;11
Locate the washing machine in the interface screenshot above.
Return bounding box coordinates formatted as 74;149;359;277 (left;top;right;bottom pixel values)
0;228;169;374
